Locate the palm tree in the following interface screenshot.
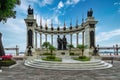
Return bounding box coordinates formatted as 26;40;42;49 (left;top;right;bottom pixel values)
49;45;56;55
67;44;74;53
77;44;87;56
42;42;50;53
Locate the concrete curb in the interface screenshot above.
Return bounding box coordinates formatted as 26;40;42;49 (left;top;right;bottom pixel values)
0;69;2;72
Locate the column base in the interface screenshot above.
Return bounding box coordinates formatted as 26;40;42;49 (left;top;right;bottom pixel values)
84;48;94;57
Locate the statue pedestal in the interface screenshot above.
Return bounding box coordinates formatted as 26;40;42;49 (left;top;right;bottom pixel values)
56;50;70;59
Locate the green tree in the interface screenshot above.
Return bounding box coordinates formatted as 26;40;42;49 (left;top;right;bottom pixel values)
42;42;50;53
0;0;21;56
67;44;74;53
49;45;56;55
77;44;87;56
0;0;20;22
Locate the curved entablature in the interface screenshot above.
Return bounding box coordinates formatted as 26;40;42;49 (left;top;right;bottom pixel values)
35;25;85;34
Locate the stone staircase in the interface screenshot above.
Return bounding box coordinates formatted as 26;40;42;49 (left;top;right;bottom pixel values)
24;58;112;70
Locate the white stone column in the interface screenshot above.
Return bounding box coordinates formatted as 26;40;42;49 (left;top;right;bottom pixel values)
82;31;84;46
51;34;53;45
76;33;79;46
45;34;47;42
70;33;72;45
35;32;37;48
40;33;42;49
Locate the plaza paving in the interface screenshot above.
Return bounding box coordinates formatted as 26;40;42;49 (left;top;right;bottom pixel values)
0;60;120;80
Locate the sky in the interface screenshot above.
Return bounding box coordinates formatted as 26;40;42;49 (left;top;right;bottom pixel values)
0;0;120;53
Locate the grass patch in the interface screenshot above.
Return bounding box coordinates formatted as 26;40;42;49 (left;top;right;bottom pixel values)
0;60;16;67
42;55;62;62
73;56;90;61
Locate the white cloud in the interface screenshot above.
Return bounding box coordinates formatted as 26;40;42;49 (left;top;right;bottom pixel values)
113;2;120;13
96;29;120;42
15;0;30;15
16;0;53;14
38;0;53;7
26;0;53;6
52;0;81;19
114;2;120;5
58;1;64;9
54;16;59;24
66;0;80;5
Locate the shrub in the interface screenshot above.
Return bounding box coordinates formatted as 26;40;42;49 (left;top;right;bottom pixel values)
46;55;56;59
42;53;51;55
79;56;87;59
74;56;90;61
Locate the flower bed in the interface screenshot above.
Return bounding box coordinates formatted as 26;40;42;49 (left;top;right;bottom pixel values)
1;55;12;60
42;55;62;62
73;56;90;61
0;55;16;67
0;60;16;66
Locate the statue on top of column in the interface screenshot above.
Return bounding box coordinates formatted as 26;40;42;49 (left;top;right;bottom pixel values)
28;5;33;15
57;35;62;50
62;35;67;50
87;8;93;17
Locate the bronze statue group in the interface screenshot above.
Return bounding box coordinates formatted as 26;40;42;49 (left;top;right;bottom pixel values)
57;35;67;50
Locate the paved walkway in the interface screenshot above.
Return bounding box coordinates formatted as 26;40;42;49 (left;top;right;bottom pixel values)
0;60;120;80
